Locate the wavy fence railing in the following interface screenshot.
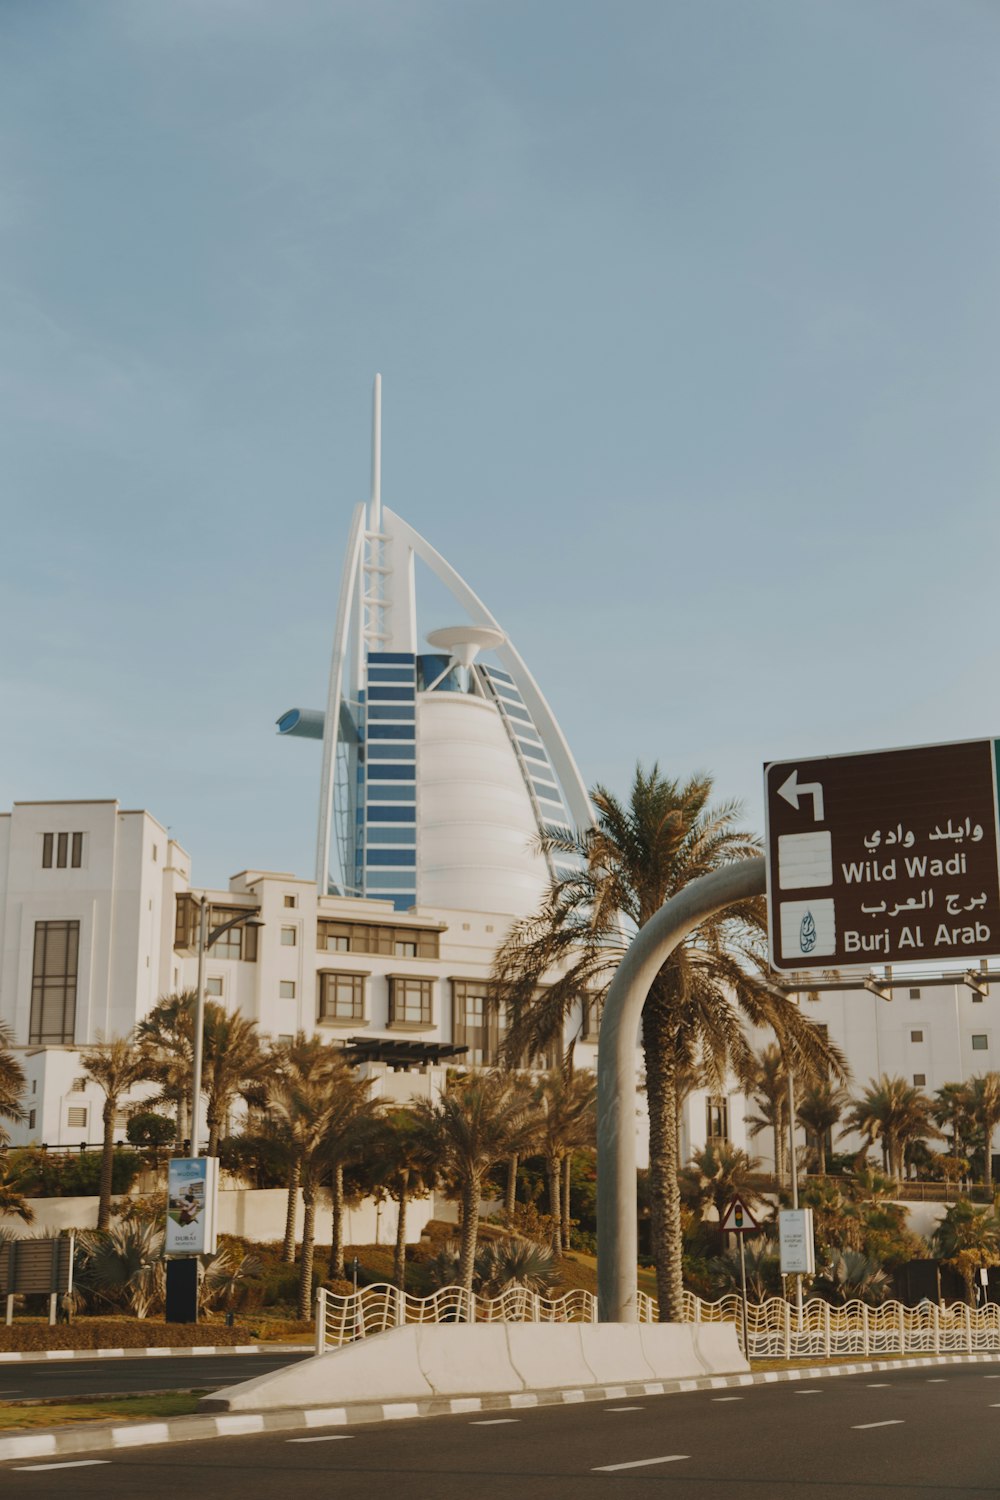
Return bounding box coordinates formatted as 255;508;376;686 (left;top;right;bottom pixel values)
315;1283;1000;1358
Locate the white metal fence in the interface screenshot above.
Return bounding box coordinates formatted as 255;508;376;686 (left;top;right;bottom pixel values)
314;1283;1000;1359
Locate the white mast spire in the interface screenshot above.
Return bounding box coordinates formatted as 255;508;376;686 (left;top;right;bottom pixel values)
370;372;382;533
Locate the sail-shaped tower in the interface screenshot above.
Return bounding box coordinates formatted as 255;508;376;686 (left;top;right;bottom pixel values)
277;377;591;917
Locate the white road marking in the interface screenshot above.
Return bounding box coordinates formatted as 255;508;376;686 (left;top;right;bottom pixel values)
926;1378;946;1383
795;1390;822;1395
712;1397;743;1402
594;1455;689;1472
13;1460;111;1471
287;1435;354;1444
853;1420;904;1430
606;1406;644;1412
866;1383;890;1388
471;1419;520;1425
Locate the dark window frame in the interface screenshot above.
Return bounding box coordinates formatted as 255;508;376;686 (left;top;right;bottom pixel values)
30;919;80;1045
318;970;367;1024
388;975;434;1028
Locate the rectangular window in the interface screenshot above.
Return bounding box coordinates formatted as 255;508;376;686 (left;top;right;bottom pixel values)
71;1077;86;1093
175;902;259;962
56;832;68;868
30;920;80;1044
911;1030;924;1043
389;976;433;1027
67;1106;88;1129
71;832;83;868
909;988;921;1000
28;1109;36;1130
318;972;366;1023
972;1034;989;1051
284;894;298;909
581;996;604;1041
280;980;296;1000
205;977;223;997
281;927;297;947
913;1073;927;1086
42;833;53;868
317;921;439;960
452;980;509;1065
706;1096;729;1141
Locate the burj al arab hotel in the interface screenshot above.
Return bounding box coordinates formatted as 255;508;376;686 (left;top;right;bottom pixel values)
277;377;593;920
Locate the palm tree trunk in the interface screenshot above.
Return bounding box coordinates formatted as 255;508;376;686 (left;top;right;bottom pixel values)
330;1164;345;1279
547;1155;562;1253
562;1154;572;1250
985;1118;996;1193
642;1006;684;1323
297;1181;317;1322
98;1099;116;1231
282;1159;301;1264
817;1133;827;1175
505;1153;518;1217
459;1176;480;1295
206;1107;222;1158
393;1187;409;1290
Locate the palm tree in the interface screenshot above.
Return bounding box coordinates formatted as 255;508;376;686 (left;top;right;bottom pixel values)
200;1005;266;1157
797;1078;851;1175
933;1198;1000;1306
967;1074;1000;1192
842;1075;940;1181
745;1044;790;1185
0;1164;34;1223
680;1142;763;1222
369;1109;438;1288
933;1081;975;1166
259;1034;332;1263
813;1250;890;1307
0;1023;27;1144
264;1048;374;1320
136;992;197;1143
80;1035;153;1231
532;1068;596;1252
493;764;845;1321
415;1071;537;1292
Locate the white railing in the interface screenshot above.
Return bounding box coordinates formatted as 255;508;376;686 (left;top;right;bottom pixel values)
314;1282;1000;1359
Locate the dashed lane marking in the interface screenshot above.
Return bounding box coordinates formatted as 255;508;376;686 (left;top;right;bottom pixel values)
712;1397;742;1403
866;1383;890;1388
795;1390;822;1395
606;1406;644;1412
470;1420;520;1426
13;1461;111;1472
926;1379;946;1383
853;1420;905;1430
287;1436;354;1444
594;1455;689;1472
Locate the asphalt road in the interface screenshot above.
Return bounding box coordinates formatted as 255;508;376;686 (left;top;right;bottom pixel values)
0;1351;309;1403
4;1363;1000;1499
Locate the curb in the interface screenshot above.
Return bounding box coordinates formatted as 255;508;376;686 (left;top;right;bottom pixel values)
2;1351;999;1465
0;1344;308;1366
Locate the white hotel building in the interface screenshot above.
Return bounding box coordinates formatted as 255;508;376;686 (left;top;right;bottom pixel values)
2;382;997;1169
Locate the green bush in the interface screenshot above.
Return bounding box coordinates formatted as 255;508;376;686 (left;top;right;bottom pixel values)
8;1147;144;1198
126;1113;176;1149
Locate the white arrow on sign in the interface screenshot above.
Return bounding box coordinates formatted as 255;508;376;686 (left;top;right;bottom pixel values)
776;769;825;822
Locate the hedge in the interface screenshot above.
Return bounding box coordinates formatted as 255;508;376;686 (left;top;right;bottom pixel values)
0;1319;263;1352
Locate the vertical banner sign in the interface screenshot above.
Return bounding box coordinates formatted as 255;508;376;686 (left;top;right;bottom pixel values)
165;1158;219;1255
778;1209;815;1275
765;738;1000;972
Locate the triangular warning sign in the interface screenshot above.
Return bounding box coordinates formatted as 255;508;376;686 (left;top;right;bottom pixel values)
719;1195;759;1234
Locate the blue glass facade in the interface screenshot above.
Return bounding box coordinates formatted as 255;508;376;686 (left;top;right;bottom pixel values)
361;651;418;911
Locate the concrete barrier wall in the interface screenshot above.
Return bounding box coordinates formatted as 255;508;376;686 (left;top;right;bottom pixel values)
206;1321;749;1412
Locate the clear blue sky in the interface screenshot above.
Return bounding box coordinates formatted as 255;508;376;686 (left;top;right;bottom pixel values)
3;1;998;889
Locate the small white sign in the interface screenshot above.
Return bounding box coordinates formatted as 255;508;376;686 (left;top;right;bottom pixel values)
779;1209;815;1275
778;831;833;890
779;898;837;959
165;1157;218;1255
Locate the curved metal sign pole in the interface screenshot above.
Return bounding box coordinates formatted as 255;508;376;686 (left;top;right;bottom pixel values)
596;856;767;1322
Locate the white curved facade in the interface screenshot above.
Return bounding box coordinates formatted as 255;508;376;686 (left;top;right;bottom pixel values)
277;376;591;919
417;693;550;914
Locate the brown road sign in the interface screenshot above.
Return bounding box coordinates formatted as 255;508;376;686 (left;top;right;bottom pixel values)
765;738;1000;972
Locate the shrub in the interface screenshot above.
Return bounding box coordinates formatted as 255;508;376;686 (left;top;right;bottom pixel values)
0;1319;261;1352
126;1113;176;1149
8;1146;144;1198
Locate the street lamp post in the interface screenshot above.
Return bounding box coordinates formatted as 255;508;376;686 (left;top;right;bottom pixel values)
189;896;262;1159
